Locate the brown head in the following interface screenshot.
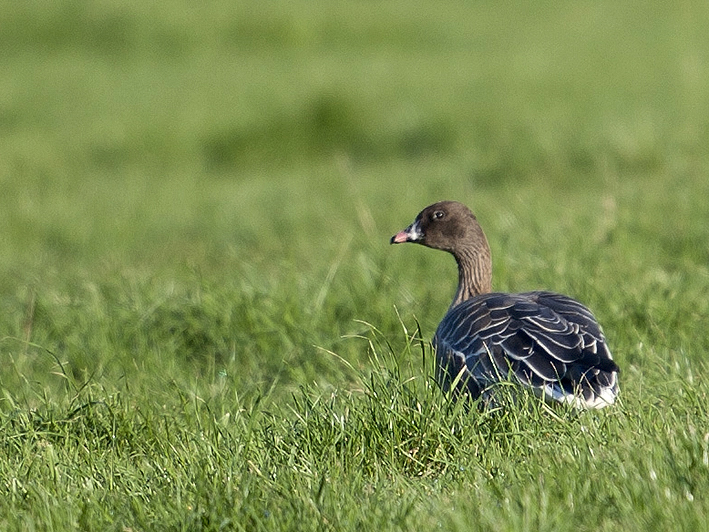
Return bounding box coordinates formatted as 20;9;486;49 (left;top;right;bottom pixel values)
391;201;493;304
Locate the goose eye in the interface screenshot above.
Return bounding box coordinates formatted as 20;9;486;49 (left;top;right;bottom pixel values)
433;211;445;220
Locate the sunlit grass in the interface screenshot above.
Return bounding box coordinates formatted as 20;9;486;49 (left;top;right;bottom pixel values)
1;0;709;530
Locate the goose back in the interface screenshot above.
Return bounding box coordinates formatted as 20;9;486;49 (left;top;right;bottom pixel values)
434;291;619;408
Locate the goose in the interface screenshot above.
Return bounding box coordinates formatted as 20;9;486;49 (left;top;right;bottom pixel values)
391;201;619;408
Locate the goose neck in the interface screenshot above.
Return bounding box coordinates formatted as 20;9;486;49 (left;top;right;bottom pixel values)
451;246;492;307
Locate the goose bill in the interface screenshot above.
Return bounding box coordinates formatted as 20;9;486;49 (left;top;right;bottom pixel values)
390;220;423;244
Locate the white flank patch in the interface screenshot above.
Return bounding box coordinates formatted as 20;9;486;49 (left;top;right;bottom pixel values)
542;381;617;409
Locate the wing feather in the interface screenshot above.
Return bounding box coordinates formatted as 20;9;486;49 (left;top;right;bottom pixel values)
433;291;619;408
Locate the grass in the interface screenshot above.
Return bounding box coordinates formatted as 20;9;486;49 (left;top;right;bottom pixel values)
1;0;709;530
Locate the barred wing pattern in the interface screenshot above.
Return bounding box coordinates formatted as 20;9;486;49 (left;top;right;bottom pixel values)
433;291;619;408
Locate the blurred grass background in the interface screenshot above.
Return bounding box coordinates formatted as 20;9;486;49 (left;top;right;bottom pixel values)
2;0;709;394
2;0;709;391
1;1;709;528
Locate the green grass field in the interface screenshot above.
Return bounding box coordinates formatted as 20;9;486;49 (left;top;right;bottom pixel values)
2;0;709;530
